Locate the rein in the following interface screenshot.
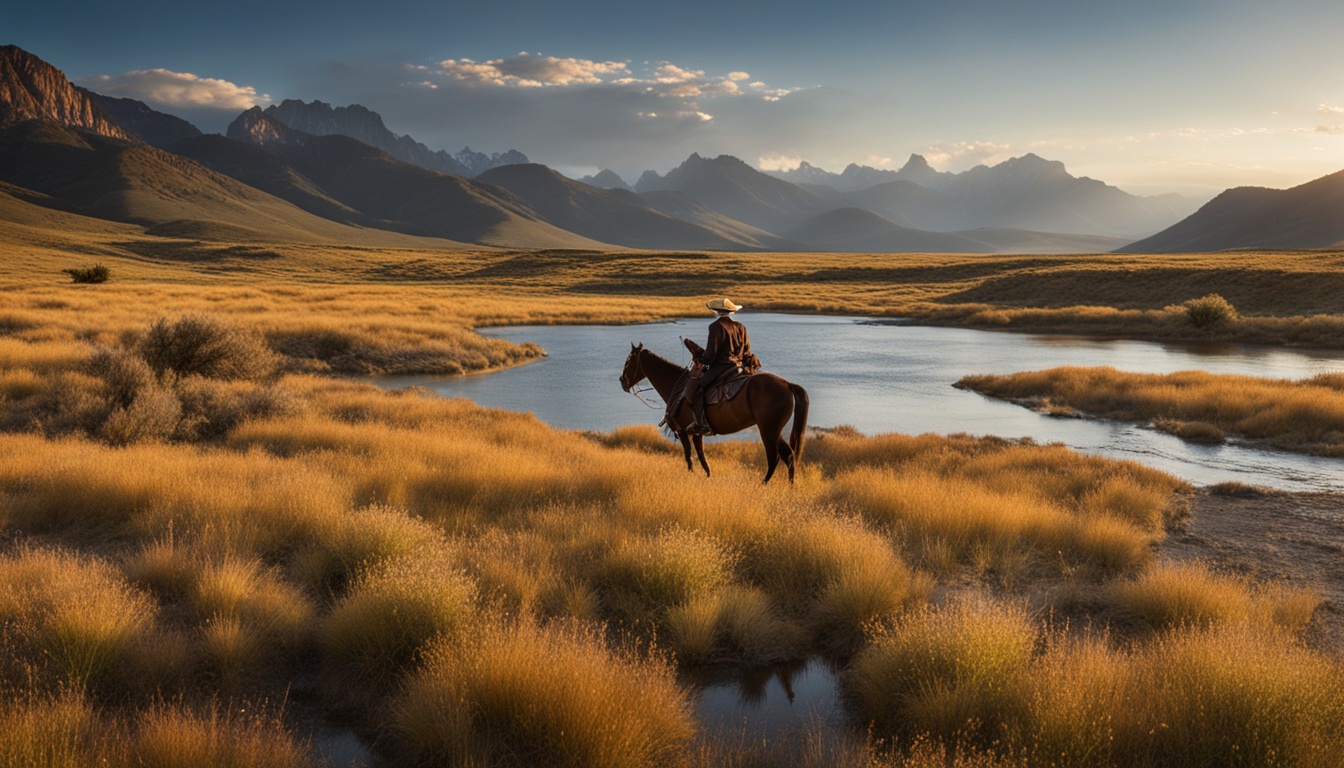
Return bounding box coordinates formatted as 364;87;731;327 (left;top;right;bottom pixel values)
627;383;663;410
626;348;680;410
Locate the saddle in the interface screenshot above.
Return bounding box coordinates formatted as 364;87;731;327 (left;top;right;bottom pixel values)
703;369;752;406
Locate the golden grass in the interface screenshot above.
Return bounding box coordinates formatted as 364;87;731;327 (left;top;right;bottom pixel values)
1105;560;1322;634
391;621;695;768
958;366;1344;455
1;262;1340;764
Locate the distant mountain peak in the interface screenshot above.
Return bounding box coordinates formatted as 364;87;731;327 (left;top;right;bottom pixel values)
259;99;527;177
899;153;932;172
578;168;631;191
227;106;308;147
0;45;134;141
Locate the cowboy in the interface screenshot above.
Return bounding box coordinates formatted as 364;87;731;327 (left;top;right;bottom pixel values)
682;298;751;435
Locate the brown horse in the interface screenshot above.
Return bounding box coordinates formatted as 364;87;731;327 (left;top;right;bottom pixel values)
619;343;809;483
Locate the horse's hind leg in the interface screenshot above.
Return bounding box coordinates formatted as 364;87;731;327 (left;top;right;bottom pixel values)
777;440;795;482
693;434;711;477
760;431;781;484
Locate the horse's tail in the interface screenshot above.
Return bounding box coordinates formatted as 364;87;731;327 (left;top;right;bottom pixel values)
788;382;809;464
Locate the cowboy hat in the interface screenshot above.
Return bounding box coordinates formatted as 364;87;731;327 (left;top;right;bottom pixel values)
706;298;742;312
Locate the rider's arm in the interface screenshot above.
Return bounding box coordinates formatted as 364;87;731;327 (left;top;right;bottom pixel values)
700;322;725;365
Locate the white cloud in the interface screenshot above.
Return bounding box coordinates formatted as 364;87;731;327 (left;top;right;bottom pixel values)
757;154;804;171
423;54;794;106
81;69;268;109
436;53;629;87
922;140;1012;169
1318;104;1344;135
652;63;703;84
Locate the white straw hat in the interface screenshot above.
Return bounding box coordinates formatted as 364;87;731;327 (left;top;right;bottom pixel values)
706;298;742;312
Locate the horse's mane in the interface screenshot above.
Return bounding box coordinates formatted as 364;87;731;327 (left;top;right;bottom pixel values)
640;347;687;373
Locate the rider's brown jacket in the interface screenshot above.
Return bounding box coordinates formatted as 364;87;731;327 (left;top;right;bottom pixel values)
698;315;750;368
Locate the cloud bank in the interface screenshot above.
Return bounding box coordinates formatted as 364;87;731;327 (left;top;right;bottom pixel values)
81;69;269;109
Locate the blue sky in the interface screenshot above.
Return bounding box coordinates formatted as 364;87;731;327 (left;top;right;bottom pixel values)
8;0;1344;195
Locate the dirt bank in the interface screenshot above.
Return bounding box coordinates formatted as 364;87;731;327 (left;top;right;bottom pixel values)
1161;490;1344;654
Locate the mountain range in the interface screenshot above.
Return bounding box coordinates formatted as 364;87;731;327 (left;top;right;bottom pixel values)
1;44;1340;255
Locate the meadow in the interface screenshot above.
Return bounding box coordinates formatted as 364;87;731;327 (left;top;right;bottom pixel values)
2;236;1344;766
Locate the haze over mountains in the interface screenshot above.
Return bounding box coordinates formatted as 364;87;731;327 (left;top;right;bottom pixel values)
2;44;1341;255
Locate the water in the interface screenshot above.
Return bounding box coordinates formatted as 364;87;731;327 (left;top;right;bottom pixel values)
375;313;1344;492
691;659;844;741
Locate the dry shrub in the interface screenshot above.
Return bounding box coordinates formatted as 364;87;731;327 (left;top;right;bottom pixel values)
1107;561;1321;634
1183;293;1239;329
319;552;476;689
1012;634;1128;767
665;586;802;665
749;510;923;653
138;315;276;381
0;690;112;768
193;557;314;653
390;621;694;768
0;547;156;693
1113;625;1344;767
605;527;737;613
290;504;444;597
173;376;303;441
847;599;1036;747
101;382;182;445
131;701;317;768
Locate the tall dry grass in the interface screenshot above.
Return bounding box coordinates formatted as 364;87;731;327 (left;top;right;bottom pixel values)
1;301;1338;765
391;621;695;768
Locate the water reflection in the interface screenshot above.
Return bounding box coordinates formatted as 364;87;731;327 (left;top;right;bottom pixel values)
374;314;1344;492
693;658;843;739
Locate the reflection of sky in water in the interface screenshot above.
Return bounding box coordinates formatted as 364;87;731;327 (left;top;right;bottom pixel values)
692;658;844;739
375;314;1344;492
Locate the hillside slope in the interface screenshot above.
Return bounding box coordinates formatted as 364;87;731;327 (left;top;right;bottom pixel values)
1119;169;1344;252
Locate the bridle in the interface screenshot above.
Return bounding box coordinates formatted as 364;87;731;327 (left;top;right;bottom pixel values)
621;348;663;410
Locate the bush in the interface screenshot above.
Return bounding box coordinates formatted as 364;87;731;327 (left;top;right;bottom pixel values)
1183;294;1239;329
138;316;276;381
61;264;110;284
391;622;694;768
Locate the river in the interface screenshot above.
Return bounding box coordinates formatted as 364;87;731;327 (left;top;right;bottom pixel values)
375;314;1344;492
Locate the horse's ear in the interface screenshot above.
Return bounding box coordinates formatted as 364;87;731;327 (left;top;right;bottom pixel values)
631;342;637;350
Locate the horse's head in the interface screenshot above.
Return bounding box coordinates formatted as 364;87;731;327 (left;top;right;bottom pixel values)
619;342;645;392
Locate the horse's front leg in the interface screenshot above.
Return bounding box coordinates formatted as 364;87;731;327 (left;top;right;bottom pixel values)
678;430;694;472
692;434;711;477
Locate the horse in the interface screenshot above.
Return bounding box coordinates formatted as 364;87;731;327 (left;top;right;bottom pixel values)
619;343;809;483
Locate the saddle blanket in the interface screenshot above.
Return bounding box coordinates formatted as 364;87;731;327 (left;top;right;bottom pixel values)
704;370;751;405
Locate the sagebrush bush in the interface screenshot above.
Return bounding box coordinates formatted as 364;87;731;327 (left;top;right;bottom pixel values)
61;264;110;284
138;315;276;381
1183;293;1239;329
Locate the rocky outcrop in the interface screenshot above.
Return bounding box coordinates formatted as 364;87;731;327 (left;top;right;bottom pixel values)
0;45;133;141
81;90;201;149
226;107;307;147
